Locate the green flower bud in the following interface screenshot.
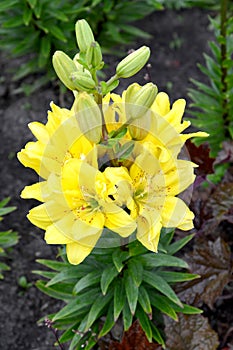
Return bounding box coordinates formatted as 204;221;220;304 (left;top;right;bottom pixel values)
86;41;103;69
73;93;102;143
116;46;150;78
70;71;96;92
52;51;78;90
125;82;158;121
128;114;150;140
75;19;95;53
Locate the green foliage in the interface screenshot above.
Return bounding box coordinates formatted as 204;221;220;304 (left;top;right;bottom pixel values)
35;228;201;349
0;0;163;86
188;12;233;182
0;198;18;279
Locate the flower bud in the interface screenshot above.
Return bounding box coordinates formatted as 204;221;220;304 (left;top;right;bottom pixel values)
52;51;78;90
116;46;150;78
73;93;102;143
75;19;95;52
86;41;103;69
70;71;96;92
125;82;158;121
128;119;148;141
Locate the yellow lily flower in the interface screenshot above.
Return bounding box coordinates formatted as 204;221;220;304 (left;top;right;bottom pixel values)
104;144;195;253
104;87;208;156
26;158;136;264
17;102;93;179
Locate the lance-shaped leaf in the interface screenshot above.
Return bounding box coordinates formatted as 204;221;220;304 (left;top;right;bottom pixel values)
114;279;126;321
123;301;133;331
128;258;143;287
138;253;189;269
52;288;100;321
143;271;183;307
124;270;139;315
112;250;129;272
138;285;152;315
150;293;178;321
101;265;119;295
85;290;113;331
73;270;102;294
164;314;219;350
157;271;199;283
135;305;152;342
99;302;115;338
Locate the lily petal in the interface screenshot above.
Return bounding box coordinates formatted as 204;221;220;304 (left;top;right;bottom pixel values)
104;202;136;237
162;197;194;230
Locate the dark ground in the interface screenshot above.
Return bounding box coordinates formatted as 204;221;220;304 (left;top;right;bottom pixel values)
0;8;232;350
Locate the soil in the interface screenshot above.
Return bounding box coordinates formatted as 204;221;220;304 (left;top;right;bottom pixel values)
0;7;232;350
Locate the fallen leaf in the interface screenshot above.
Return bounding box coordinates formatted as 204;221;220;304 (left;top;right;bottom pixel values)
186;140;215;176
214;141;233;166
207;182;233;224
164;313;219;350
175;237;232;309
109;320;161;350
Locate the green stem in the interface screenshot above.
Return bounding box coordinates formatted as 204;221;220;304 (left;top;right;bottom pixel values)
105;74;118;87
95;92;108;141
220;0;230;138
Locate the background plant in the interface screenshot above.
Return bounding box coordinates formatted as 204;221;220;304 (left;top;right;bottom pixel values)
0;198;18;279
34;229;201;349
188;0;233;183
0;0;163;91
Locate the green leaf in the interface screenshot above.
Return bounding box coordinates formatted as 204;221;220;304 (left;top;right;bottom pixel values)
150;293;178;321
0;0;18;11
23;6;32;26
101;265;119;295
124;270;138;315
40;36;51;58
138;285;152;314
127;258;143;287
36;259;70;271
114;279;126;321
47;265;90;286
36;280;73;301
32;270;56;280
0;198;10;208
123;301;133;331
112;249;129;272
158;271;200;283
73;271;102;294
0;206;16;216
167;234;194;255
151;323;165;346
128;240;148;256
49;25;67;42
135;305;152;342
98;302;115;337
53;289;100;321
0;262;10;272
170;302;203;315
143;271;183;307
27;0;37;9
138;253;189;269
85;291;113;331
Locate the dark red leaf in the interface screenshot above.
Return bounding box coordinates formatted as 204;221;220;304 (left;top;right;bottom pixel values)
175;237;232;309
164;314;219;350
109;321;161;350
186;140;215;176
214;141;233;166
